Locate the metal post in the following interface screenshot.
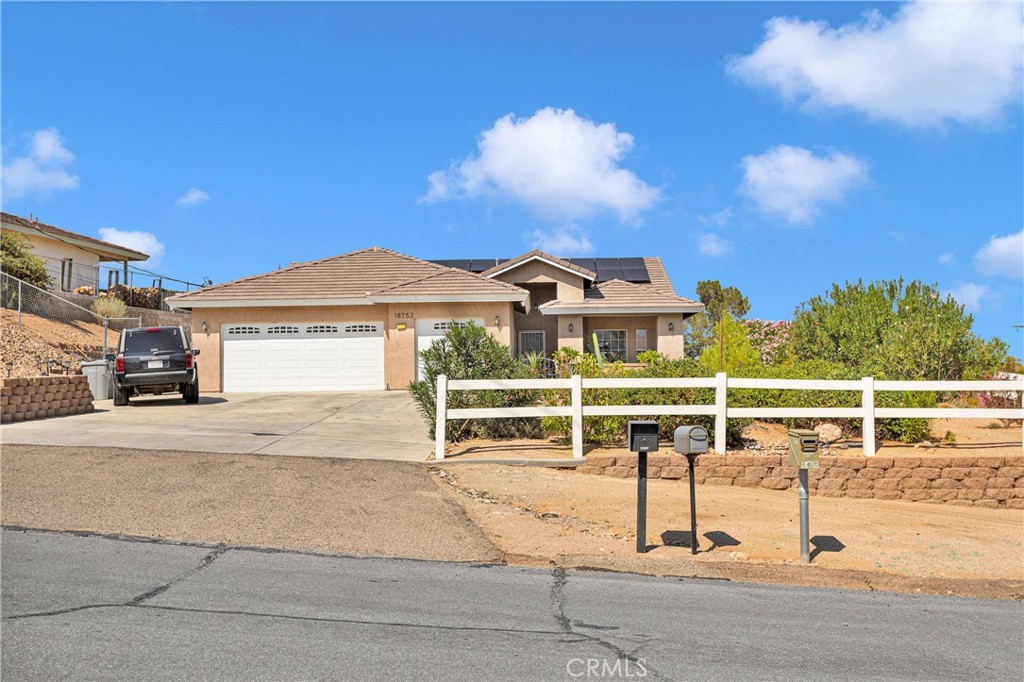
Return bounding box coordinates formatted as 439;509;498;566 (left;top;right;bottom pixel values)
17;279;22;329
687;454;698;555
636;451;648;553
799;469;810;564
103;317;108;359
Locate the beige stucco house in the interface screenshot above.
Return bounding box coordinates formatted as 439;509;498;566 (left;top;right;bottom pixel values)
166;247;702;393
2;212;149;291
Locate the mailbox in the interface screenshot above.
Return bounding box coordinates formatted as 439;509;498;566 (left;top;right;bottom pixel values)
673;425;709;455
627;420;660;453
787;429;820;469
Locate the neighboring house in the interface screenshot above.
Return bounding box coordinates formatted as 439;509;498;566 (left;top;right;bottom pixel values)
165;247;702;393
1;212;149;292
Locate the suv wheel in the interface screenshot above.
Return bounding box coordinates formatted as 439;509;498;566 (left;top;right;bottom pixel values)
183;379;200;404
113;387;130;406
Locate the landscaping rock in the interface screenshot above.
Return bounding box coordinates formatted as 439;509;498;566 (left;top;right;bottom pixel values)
814;423;843;444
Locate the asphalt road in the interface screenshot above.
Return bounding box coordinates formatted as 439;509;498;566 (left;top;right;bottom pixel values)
2;530;1021;681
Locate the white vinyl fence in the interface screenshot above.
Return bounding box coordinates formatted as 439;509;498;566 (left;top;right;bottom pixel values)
433;373;1024;460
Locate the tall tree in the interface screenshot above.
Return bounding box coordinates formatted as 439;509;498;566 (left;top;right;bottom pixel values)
685;280;751;360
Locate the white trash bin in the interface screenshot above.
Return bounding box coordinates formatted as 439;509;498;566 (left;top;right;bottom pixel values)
81;360;113;401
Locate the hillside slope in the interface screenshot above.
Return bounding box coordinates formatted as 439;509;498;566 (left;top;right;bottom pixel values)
0;310;107;378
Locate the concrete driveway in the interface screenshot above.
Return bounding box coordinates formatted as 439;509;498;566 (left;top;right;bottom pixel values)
0;392;432;461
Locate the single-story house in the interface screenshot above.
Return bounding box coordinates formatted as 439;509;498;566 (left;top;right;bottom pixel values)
165;247;703;393
1;211;149;291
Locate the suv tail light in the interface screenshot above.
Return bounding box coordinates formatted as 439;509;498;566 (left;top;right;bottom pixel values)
115;354;125;373
185;351;193;369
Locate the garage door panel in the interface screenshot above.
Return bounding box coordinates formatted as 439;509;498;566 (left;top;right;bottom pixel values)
222;323;384;392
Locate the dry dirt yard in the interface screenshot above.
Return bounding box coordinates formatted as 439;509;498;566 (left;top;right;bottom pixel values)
433;464;1023;599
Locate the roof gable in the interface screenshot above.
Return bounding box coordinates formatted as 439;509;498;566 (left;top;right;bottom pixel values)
481;250;596;281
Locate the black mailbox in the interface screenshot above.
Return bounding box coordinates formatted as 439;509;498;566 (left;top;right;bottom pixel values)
627;420;660;453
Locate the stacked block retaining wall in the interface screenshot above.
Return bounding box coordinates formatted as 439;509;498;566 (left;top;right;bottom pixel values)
577;453;1024;509
1;376;94;423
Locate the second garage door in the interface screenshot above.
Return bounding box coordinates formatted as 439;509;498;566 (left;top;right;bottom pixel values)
222;322;385;392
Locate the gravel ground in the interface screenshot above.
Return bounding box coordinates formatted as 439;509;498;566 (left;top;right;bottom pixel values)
0;444;499;563
0;311;106;378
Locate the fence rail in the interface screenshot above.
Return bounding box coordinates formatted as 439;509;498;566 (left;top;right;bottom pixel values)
433;373;1024;460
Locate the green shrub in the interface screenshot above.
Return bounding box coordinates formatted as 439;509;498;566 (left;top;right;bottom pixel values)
90;296;128;318
409;321;541;442
875;391;936;443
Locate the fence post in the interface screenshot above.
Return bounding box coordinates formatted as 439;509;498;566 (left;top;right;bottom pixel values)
714;372;727;455
571;373;583;459
17;279;22;329
862;376;876;457
103;317;109;359
435;374;448;460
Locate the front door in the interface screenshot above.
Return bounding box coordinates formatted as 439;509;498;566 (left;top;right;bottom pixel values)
519;330;545;356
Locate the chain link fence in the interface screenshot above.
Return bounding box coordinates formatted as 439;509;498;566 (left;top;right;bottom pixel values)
1;272;141;377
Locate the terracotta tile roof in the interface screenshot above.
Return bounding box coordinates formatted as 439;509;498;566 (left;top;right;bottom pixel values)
167;247;528;305
1;211;149;261
642;257;676;295
538;279;702;313
480;249;597;280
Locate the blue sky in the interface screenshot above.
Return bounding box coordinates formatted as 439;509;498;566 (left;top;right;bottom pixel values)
2;2;1022;353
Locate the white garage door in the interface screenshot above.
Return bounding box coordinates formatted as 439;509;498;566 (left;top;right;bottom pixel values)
415;318;484;382
222;322;385;392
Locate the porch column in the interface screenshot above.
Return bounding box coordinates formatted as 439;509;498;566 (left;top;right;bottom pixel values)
557;314;584;354
656;314;684;359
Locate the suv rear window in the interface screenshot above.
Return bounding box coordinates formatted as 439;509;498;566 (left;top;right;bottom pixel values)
124;329;185;354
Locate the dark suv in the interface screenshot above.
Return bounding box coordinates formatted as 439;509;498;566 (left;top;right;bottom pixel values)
111;326;200;405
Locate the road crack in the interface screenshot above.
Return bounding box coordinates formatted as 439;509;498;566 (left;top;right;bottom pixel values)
128;547;228;605
550;568;665;680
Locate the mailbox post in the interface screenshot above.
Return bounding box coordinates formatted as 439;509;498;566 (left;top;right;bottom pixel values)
627;421;659;553
673;425;709;554
788;429;820;564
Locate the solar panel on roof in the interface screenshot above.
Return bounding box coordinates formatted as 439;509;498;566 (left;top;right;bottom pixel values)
446;259;473;270
568;258;596;273
621;267;651;282
619;257;645;268
596;267;623;281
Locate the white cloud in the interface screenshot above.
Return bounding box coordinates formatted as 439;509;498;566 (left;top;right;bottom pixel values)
696;232;734;258
1;128;80;199
697;206;733;228
974;229;1023;279
98;227;165;267
938;251;956;266
176;187;211;207
530;226;594;256
946;282;990;312
739;145;869;224
727;2;1024;128
422;107;660;222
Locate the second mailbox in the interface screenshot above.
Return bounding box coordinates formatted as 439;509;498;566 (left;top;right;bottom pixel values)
627;420;660;453
787;429;820;468
673;425;709;455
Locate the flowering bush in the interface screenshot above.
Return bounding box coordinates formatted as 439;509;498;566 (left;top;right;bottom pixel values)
744;319;792;365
